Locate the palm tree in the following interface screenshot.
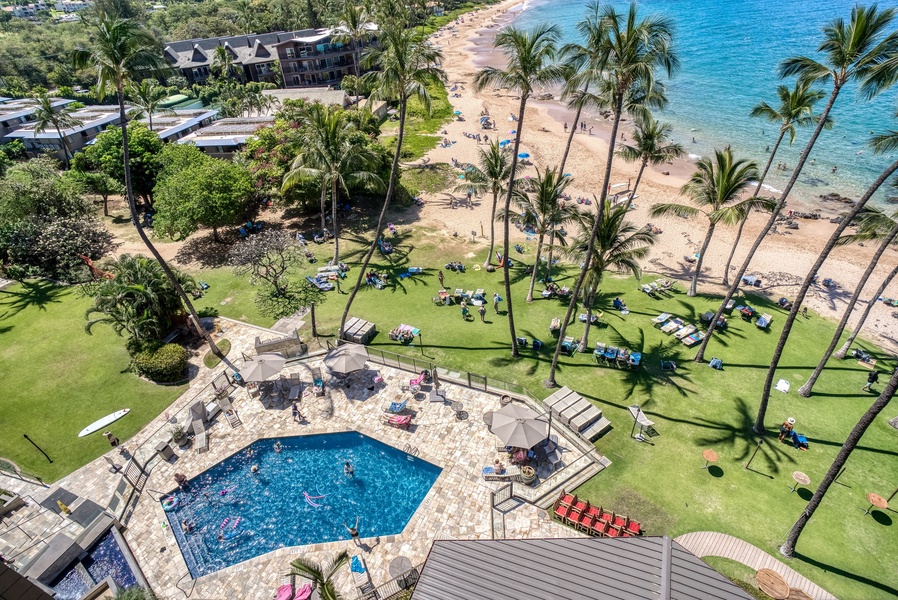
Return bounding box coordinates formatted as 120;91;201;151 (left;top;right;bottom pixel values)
126;79;173;132
338;21;444;334
333;4;374;107
211;45;236;79
32;92;83;168
755;131;898;434
235;0;253;34
692;4;898;364
454;140;514;268
474;23;565;357
73;12;223;359
616;112;684;201
569;199;655;351
781;368;898;557
651;149;762;297
798;208;898;397
720;82;829;286
501;167;578;302
546;2;678;388
290;551;349;600
113;588;157;600
283;103;383;263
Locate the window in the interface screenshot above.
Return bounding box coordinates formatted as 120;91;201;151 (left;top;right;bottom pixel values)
285;47;295;58
292;76;299;86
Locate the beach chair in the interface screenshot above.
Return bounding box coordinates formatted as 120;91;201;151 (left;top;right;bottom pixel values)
661;318;684;334
382;414;412;429
628;352;642;368
615;348;631;367
383;400;408;414
660;360;677;372
682;331;705;347
192;419;208;454
651;313;671;326
560;336;576;355
549;317;561;335
351;556;376;600
594;342;606;362
674;324;696;340
532;339;543;351
604;346;618;363
757;313;773;329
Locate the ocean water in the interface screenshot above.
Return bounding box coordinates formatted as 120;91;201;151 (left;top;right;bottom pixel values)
512;0;898;206
162;432;441;578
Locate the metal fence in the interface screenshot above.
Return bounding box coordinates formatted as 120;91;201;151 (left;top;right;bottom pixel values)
357;567;420;600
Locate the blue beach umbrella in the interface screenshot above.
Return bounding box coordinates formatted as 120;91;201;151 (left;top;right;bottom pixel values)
518;153;530;159
454;110;462;115
499;140;511;148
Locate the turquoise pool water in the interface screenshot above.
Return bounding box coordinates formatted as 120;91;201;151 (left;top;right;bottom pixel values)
162;432;441;578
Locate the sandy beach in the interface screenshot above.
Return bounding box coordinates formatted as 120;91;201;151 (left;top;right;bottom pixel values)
408;0;898;353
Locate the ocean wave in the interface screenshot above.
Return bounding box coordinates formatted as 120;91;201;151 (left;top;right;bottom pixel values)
687;153;702;160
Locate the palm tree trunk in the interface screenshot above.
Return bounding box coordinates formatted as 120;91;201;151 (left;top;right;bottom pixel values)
692;84;843;363
545;229;556;283
148;112;154;132
755;157;898;434
545;95;623;387
353;40;361;108
835;263;898;359
484;188;498;267
115;88;223;360
578;284;597;352
558;97;584;175
721;129;786;286
504;95;529;358
798;225;898;397
318;182;327;233
526;231;544;302
688;222;716;297
331;179;340;264
780;368;898;557
54;123;71;169
630;159;647;202
339;98;407;335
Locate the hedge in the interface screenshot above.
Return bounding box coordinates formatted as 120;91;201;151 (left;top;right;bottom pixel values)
132;343;189;383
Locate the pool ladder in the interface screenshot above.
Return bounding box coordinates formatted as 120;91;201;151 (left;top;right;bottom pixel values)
403;444;419;458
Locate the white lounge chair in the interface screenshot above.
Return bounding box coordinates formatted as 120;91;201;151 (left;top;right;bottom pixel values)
192;420;208;454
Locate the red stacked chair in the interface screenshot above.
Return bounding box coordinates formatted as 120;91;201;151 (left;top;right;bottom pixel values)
553;494;576;521
591;520;609;537
626;518;641;536
565;498;588;527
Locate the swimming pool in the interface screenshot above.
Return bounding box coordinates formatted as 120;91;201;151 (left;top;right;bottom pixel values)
163;432;442;578
50;530;139;600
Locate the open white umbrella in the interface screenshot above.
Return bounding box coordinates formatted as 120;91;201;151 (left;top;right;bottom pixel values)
490;403;548;448
238;353;287;382
324;344;368;375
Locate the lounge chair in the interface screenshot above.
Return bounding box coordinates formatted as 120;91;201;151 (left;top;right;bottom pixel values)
628;352;642;368
682;331;705;347
560;336;576;354
661;360;677;372
351;556;376;600
382;414;412;429
549;317;561;335
293;583;312;600
593;342;606;360
192;419;208;454
674;324;696;339
651;313;671;325
757;313;773;328
661;318;684;334
481;465;522;481
383;400;408;413
604;346;618;362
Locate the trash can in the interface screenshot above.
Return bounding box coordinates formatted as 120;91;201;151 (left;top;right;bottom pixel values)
155;441;176;461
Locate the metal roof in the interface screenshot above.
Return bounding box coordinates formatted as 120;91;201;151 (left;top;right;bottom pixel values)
411;537;754;600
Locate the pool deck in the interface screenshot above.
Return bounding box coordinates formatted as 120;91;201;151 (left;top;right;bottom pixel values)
1;318;603;599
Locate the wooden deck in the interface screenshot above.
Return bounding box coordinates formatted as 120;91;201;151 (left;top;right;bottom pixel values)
675;531;838;600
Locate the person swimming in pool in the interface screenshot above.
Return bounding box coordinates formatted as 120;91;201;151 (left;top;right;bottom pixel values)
344;461;354;477
274;441;282;453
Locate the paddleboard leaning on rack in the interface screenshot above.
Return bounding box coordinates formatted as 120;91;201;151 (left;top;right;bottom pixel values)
78;408;130;438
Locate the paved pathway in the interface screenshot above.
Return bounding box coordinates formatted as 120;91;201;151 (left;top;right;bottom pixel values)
675;531;837;600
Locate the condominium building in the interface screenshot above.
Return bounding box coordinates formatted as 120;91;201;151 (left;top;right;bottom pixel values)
275;24;377;89
0;96;75;138
176;117;274;159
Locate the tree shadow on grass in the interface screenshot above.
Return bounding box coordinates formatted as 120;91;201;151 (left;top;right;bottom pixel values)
174;231;239;268
0;279;66;319
618;337;697;402
793;551;898;597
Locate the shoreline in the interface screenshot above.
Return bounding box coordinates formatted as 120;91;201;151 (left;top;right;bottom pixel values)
414;0;898;354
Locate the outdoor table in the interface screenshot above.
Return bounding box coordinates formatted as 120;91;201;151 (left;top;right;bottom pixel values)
786;588;814;600
756;569;789;600
790;471;810;494
451;401;467;421
389;556;413;579
701;449;718;470
863;492;888;515
482;411;494;428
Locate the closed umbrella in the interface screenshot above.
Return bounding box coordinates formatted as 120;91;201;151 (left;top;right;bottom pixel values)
490;403;548;448
324;343;368;375
238;353;287;382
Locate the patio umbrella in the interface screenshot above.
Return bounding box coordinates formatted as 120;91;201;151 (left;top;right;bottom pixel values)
498;140;511;148
238;353;287;382
480;116;490;122
490;403;548;448
324;343;368;375
518;152;530;159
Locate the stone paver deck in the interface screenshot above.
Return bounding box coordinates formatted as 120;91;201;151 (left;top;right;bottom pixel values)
2;318;600;599
675;531;837;600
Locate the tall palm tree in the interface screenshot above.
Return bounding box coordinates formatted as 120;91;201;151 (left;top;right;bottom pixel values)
32;92;83;168
720;82;830;286
834;262;898;360
798;208;898;397
693;4;898;364
283;103;383;263
338;22;444;334
569;199;655;351
501;167;579;302
73;12;223;359
474;23;565;358
454;140;514;268
546;1;678;387
781;368;898;557
651;149;763;297
290;551;349;600
755;131;898;434
332;4;374;107
126;78;173;132
616;112;684;201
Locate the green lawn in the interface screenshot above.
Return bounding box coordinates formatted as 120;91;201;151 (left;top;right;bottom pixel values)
0;281;185;482
298;229;898;600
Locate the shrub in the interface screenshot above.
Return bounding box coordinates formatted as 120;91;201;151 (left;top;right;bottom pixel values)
132;343;189;383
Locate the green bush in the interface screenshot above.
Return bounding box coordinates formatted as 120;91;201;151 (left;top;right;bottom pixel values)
132;343;189;383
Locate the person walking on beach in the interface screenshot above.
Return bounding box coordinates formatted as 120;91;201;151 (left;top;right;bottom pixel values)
589;126;593;135
564;122;568;132
862;370;879;392
344;516;362;546
438;270;444;288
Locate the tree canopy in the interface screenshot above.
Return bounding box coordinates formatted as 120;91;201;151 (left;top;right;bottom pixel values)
84;122;163;205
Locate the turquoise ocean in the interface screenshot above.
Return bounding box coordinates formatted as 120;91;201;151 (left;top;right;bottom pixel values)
512;0;898;207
